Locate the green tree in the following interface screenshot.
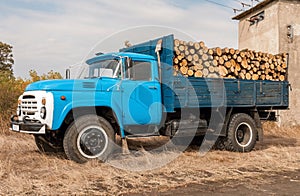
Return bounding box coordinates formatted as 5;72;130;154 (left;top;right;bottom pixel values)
0;42;14;78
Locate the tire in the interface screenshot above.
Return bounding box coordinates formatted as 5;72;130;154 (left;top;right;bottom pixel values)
225;113;258;152
213;137;227;151
63;115;115;163
34;135;64;153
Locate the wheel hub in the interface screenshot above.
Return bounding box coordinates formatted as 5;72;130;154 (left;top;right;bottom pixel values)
236;129;245;142
77;126;108;159
235;123;253;147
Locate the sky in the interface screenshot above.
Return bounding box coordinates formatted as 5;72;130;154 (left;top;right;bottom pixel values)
0;0;259;78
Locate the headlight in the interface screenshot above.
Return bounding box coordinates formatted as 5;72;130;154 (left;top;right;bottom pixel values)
17;106;21;116
40;107;47;119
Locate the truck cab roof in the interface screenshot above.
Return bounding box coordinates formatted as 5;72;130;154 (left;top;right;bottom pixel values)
86;52;155;64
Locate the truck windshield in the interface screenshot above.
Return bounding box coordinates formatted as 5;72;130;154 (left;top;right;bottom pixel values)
84;59;122;79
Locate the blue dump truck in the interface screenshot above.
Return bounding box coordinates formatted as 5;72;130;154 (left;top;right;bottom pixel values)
11;35;289;163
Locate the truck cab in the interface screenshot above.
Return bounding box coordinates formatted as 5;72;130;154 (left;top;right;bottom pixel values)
11;52;163;163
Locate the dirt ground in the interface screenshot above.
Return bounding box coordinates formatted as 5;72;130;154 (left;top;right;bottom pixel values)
0;122;299;195
154;170;300;196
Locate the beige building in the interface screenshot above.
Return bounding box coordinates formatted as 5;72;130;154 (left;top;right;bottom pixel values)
233;0;300;126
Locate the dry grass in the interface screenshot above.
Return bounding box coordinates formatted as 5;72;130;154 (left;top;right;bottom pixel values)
0;116;9;135
0;122;299;195
263;121;300;138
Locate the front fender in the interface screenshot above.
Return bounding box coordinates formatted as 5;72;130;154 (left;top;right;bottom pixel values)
51;92;124;137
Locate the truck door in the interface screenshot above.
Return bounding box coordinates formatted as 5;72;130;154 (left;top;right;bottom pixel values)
121;59;162;125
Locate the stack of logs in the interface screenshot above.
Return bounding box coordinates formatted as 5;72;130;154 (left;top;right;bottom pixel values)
173;39;288;81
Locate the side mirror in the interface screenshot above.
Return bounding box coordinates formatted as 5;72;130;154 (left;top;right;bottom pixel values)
66;69;70;79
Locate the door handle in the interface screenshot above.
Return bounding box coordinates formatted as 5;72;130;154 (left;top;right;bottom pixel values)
148;86;157;90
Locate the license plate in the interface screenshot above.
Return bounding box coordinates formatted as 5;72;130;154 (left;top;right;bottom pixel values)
12;124;20;132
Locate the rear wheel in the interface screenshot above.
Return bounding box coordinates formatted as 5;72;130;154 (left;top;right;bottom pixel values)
225;113;258;152
63;115;115;163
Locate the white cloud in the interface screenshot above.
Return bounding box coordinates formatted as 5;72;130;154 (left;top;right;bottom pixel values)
0;0;238;78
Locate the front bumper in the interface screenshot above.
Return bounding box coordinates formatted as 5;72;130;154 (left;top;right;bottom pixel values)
10;115;46;134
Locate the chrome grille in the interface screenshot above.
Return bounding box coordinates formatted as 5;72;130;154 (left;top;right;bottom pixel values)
21;96;38;116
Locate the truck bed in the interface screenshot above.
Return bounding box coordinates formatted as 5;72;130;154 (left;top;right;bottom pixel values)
121;34;289;112
173;77;289;109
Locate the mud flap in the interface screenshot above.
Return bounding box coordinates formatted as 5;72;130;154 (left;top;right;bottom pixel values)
122;138;130;154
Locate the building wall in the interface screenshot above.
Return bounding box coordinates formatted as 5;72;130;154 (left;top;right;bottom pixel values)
237;0;300;126
238;1;280;54
278;0;300;126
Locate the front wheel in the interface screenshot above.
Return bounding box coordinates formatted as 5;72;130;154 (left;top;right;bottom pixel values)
225;113;258;152
63;115;115;163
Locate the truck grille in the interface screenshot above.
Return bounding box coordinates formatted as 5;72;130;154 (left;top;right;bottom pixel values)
21;95;38;116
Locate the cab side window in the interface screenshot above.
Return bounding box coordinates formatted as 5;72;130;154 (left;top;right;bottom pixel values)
127;60;152;81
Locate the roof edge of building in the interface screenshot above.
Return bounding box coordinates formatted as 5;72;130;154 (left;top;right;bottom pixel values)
232;0;277;20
